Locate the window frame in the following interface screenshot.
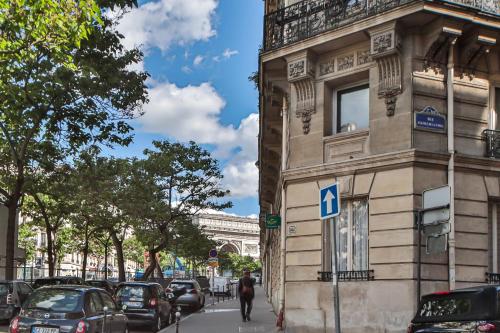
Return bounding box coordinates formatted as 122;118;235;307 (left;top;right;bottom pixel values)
322;197;369;273
490;85;500;130
333;82;370;135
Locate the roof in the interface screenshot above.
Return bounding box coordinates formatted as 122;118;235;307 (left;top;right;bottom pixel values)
37;285;95;292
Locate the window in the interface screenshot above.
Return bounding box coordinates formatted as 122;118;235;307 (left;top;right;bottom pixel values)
490;87;500;130
336;85;369;133
323;198;369;272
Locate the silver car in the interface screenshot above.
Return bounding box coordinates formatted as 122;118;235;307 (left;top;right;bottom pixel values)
167;280;205;311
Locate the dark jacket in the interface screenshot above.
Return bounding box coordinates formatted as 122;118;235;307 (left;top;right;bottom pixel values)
238;276;255;299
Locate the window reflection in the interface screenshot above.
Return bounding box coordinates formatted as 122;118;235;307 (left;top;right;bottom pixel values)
337;85;369;133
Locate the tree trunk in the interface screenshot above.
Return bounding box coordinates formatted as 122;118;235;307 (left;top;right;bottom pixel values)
81;233;89;280
142;250;157;280
110;231;126;282
5;199;19;280
104;244;108;280
46;227;55;277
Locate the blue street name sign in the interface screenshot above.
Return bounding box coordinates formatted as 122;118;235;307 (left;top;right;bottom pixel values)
415;106;446;132
319;183;340;220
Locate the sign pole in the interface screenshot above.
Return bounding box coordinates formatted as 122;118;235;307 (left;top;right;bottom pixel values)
331;217;341;333
212;266;215;306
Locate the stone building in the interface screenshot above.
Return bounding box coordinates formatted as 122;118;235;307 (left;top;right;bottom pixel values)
193;214;260;259
258;0;500;332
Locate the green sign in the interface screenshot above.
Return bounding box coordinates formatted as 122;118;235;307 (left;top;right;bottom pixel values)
266;214;281;229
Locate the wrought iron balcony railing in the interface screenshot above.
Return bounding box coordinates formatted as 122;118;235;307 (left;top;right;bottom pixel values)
482;129;500;158
318;270;375;281
264;0;500;51
486;272;500;284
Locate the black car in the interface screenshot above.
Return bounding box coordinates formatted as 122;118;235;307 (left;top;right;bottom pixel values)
9;285;127;333
86;280;115;294
32;277;85;289
0;281;32;322
195;276;210;294
115;282;173;332
410;285;500;333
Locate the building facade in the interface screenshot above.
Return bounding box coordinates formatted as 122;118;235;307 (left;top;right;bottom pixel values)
194;214;260;259
258;0;500;332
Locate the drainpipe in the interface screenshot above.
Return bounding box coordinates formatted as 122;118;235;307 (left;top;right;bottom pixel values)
447;39;457;291
277;95;288;330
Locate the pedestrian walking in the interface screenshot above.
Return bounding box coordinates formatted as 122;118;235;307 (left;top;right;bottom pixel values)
238;268;255;322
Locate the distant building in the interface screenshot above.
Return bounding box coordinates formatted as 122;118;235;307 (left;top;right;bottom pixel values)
193;214;260;259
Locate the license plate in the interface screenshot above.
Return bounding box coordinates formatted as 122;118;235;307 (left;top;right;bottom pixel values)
123;301;142;308
32;327;59;333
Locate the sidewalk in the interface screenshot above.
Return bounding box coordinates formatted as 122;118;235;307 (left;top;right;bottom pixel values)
162;286;277;333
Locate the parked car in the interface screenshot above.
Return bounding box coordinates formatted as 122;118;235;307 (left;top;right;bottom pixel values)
209;277;231;296
32;276;85;289
115;282;173;332
9;285;127;333
195;276;210;293
167;280;205;311
409;285;500;333
86;280;115;294
0;281;32;323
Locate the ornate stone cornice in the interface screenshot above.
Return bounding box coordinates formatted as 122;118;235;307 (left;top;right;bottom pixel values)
369;22;403;117
286;51;317;135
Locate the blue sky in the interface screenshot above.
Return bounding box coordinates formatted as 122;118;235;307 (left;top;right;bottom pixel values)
108;0;263;217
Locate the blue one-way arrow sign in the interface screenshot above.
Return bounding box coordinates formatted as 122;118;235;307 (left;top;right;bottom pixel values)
320;183;340;220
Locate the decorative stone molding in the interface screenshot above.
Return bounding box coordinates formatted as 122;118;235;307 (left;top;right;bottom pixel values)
424;27;462;69
369;23;402;117
286;51;316;135
318;49;372;78
294;78;315;134
357;50;371;66
337;54;355;71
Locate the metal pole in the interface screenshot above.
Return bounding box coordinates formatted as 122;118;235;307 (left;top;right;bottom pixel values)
330;217;341;333
211;266;215;305
417;211;422;308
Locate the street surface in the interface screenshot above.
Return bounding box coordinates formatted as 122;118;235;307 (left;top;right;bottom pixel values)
0;287;276;333
161;286;276;333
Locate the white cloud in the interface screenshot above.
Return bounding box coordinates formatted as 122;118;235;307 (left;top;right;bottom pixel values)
115;0;218;53
223;48;239;59
139;82;236;145
193;55;204;66
138;82;259;198
212;56;221;62
181;66;192;74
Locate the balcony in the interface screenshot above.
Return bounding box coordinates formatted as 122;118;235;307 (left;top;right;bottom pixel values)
483;129;500;158
264;0;500;51
318;270;375;281
486;272;500;283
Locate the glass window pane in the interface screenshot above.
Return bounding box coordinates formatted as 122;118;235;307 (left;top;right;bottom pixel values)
337;85;369;133
352;199;369;271
336;201;349;271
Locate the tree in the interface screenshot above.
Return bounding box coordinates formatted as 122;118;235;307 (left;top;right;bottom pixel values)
18;222;37;264
130;141;232;280
219;253;261;278
22;165;76;277
0;0;148;279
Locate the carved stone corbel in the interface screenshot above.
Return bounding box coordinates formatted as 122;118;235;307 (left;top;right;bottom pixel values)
461;34;496;77
369;23;402;117
287;51;316;135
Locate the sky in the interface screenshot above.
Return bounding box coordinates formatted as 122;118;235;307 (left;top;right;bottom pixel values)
106;0;263;217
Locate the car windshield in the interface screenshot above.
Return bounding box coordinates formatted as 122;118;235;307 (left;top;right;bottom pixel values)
414;290;495;322
24;289;82;312
170;282;194;290
0;283;11;296
117;286;149;300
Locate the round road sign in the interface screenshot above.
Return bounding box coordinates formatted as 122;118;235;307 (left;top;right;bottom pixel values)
209;248;218;258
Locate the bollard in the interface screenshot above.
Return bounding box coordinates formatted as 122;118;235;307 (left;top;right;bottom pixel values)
217;286;220;303
175;309;181;333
